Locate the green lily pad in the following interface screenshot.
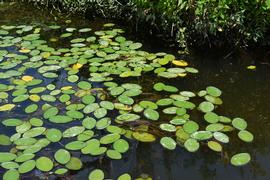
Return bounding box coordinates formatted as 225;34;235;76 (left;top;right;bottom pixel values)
65;157;83;170
132;132;156;142
160;137;176;150
0;134;11;145
54;149;71;164
36;157;53;172
232;118;247;130
160;123;176;132
15;153;35;163
2;118;23;126
100;133;121;144
213;132;229;143
199;101;214;113
78;81;92;90
113;139;129;153
25;104;38;113
143;108;159;121
204;112;219;123
184;138;200;152
46;128;62;142
191;131;213;141
49;115;73;123
230;153;251;166
183;121;199;134
63;126;85;138
23;127;46;138
117;173;131;180
106;149;122;159
3;169;20;180
18;160;36;173
88;169;104;180
205;123;224;132
238;130;254;142
65;141;86;150
207;141;222;152
206;86;222;97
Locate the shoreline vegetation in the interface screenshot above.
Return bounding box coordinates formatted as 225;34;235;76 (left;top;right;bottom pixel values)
14;0;270;50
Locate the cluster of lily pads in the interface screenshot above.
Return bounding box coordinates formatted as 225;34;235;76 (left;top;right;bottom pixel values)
0;23;253;179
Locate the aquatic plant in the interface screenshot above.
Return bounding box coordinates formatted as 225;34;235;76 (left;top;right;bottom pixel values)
0;23;253;179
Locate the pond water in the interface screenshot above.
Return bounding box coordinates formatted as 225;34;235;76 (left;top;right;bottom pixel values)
1;1;270;180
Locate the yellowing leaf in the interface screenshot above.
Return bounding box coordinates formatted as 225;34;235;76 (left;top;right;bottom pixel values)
61;86;72;91
247;65;256;70
0;104;15;111
72;63;83;70
19;48;31;53
34;28;41;34
66;101;71;105
49;38;58;42
172;60;188;67
42;52;51;59
178;73;187;77
29;94;40;102
22;75;34;82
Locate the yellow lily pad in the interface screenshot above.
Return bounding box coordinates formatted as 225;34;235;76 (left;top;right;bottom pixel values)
72;63;83;70
61;86;73;91
172;60;188;67
22;75;33;82
247;65;256;70
132;132;156;142
19;48;31;53
0;104;16;111
29;94;40;102
178;73;187;77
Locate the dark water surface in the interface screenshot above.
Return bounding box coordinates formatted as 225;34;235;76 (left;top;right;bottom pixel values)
1;2;270;180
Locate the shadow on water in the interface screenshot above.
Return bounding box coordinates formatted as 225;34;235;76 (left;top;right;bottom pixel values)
1;1;270;180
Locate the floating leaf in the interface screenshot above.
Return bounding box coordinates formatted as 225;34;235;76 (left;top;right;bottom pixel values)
159;123;176;132
0;104;15;111
143;108;159;121
206;86;222;97
207;141;222;152
88;169;104;180
238;130;254;142
113;139;129;153
117;173;131;180
54;149;71;164
160;137;176;150
65;157;82;170
184;138;200;152
0;153;17;162
100;133;120;144
183;121;199;134
191;131;212;141
232;118;247;130
3;169;20;180
46;128;62;142
230;153;251;166
36;157;53;172
2;118;23;126
213;132;229;143
0;134;11;145
132;132;156;142
106;149;122;159
63;126;85;138
18;160;36;174
199;101;214;113
204;112;219;124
